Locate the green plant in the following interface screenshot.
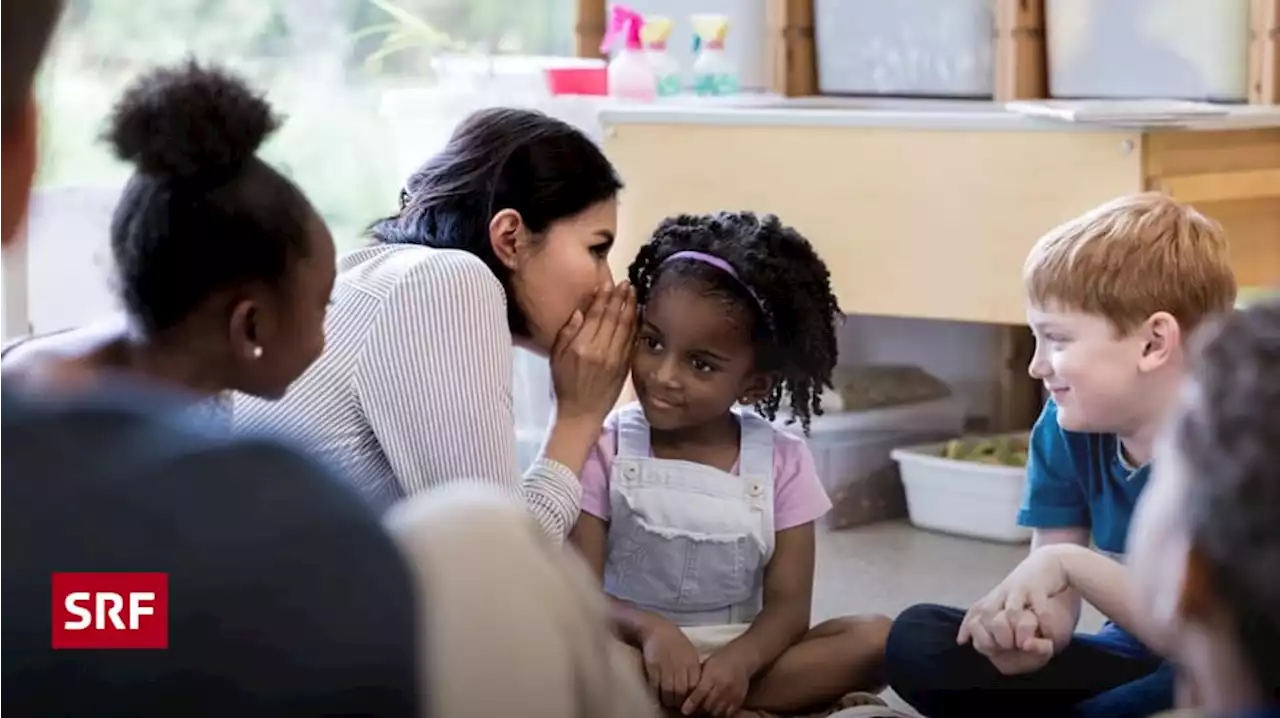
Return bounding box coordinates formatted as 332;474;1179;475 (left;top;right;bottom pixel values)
352;0;458;73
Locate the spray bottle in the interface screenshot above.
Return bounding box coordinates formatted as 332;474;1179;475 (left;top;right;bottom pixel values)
640;15;681;97
690;13;739;96
600;4;655;101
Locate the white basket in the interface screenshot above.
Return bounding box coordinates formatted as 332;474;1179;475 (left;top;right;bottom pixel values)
891;432;1032;544
776;395;968;497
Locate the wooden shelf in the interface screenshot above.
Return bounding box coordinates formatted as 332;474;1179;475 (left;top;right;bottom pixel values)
603;118;1280;428
582;0;1279;431
578;0;1280;106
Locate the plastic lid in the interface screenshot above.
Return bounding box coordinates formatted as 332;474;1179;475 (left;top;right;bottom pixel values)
774;394;968;436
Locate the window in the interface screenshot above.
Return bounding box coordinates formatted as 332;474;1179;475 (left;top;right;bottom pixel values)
9;0;574;337
39;0;575;244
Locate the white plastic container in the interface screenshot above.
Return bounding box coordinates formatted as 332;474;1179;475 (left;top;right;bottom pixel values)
641;15;683;96
775;395;968;498
690;14;739;96
814;0;995;97
892;433;1033;544
1046;0;1251;102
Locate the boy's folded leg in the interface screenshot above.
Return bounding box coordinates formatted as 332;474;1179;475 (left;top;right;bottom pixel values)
1067;662;1176;718
885;603;1165;718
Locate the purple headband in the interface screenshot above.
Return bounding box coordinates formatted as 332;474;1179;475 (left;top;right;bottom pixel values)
660;250;769;320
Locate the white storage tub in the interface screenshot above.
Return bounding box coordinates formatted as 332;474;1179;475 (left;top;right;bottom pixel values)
892;433;1032;544
776;395;968;528
1046;0;1251;102
814;0;996;97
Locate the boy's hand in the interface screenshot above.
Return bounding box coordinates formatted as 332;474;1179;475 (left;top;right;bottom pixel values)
965;608;1055;675
639;619;702;709
958;545;1074;675
958;545;1072;646
681;649;751;716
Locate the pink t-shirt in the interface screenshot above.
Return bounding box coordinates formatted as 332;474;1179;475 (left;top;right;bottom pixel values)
579;412;833;531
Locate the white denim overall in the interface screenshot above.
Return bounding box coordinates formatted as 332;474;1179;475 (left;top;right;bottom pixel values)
604;404;776;657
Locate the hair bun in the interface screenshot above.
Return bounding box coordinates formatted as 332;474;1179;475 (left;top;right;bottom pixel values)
106;60;279;182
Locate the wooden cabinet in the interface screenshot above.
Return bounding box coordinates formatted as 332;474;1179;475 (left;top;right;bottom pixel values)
603;109;1280;325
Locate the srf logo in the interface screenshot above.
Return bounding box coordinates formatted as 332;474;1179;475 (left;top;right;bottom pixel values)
51;572;169;649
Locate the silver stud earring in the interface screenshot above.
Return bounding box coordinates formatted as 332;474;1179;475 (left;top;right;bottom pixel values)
252;346;264;359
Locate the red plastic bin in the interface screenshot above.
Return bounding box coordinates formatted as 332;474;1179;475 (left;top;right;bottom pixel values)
545;62;608;96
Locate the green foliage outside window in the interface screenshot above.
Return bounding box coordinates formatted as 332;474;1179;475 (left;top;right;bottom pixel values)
36;0;573;248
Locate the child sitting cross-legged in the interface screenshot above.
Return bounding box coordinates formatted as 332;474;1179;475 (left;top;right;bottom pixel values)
984;297;1280;718
570;211;898;718
885;192;1238;718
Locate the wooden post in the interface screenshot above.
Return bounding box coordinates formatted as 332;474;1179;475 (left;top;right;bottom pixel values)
1250;0;1280;104
994;0;1047;101
576;0;606;60
766;0;818;97
990;0;1047;430
992;326;1043;432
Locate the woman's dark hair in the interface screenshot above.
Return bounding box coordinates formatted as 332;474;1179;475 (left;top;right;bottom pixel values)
370;107;622;336
106;60;316;334
629;211;842;434
1176;297;1280;696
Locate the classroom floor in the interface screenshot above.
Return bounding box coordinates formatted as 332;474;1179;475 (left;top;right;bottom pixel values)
812;521;1105;716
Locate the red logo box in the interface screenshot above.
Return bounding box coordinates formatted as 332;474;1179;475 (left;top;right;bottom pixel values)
51;572;169;649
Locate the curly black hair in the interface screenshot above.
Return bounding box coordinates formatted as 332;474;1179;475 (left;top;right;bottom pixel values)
105;59;316;334
1175;297;1280;696
629;211;842;434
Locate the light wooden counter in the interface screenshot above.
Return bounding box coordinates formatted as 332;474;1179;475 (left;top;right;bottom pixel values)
601;98;1280;326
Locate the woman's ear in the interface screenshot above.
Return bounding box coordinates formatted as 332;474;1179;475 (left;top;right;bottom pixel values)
489;208;526;271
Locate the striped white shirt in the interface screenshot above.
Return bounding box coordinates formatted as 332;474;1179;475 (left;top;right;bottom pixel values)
232;244;582;542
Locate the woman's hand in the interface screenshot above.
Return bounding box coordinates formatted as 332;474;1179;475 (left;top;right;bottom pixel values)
550;281;637;426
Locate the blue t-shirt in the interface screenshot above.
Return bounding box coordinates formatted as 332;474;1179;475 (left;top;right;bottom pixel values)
1016;400;1150;555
